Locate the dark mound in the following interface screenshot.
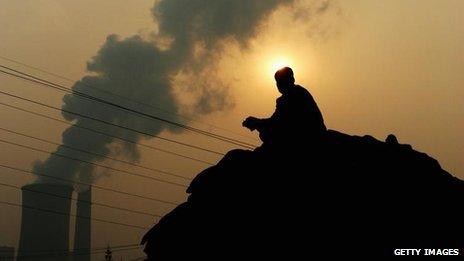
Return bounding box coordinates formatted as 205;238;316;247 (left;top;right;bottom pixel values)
141;130;464;259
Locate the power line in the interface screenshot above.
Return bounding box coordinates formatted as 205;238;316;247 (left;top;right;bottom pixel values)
13;245;142;259
0;243;139;254
0;200;149;230
0;138;189;188
0;181;162;218
0;101;215;166
0;88;226;156
0;65;257;149
0;126;194;180
0;55;258;143
0;164;182;206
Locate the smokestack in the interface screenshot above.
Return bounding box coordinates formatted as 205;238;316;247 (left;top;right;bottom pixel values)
18;183;73;261
73;188;92;261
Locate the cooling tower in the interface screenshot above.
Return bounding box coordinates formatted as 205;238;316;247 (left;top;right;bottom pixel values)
73;188;92;261
18;183;73;261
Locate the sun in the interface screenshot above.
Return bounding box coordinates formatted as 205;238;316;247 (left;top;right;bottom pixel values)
258;54;300;84
269;56;293;74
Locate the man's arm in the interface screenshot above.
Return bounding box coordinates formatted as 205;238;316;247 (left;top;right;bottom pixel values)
243;98;281;132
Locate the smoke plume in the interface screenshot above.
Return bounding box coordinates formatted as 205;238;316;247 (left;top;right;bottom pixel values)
33;0;335;185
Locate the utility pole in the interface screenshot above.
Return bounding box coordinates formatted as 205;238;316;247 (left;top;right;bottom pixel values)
104;246;112;261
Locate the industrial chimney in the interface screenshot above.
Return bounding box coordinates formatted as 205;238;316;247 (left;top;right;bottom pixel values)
73;188;92;261
18;183;73;261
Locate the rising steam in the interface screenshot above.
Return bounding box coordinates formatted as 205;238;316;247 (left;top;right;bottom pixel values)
33;0;335;185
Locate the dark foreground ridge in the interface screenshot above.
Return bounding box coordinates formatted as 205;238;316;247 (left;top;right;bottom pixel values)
141;67;463;258
141;130;464;258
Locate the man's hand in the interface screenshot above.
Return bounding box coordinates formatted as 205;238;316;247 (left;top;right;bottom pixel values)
242;116;260;131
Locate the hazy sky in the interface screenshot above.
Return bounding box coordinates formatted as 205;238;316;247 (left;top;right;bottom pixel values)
0;0;463;259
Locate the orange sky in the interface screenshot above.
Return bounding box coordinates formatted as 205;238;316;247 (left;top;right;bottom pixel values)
0;0;463;258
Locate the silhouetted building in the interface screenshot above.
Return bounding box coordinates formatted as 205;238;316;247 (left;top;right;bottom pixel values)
0;246;15;261
73;188;92;261
18;183;73;261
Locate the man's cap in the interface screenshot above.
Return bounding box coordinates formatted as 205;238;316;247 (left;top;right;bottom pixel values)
274;67;294;81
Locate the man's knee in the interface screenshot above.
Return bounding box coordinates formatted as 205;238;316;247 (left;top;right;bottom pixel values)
218;149;253;166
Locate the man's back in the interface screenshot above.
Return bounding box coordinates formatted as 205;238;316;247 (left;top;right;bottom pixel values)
258;85;326;145
274;85;326;132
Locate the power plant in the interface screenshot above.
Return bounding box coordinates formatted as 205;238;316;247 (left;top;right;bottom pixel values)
18;183;91;261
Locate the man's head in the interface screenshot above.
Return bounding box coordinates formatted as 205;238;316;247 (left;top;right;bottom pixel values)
274;67;295;94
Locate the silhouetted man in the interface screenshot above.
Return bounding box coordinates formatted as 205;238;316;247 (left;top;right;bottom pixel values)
243;67;326;147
